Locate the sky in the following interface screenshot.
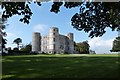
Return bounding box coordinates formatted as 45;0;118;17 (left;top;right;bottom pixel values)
2;2;118;54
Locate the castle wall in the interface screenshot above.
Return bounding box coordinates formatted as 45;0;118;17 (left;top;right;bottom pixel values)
48;27;60;53
59;35;66;53
64;37;74;54
66;33;74;53
41;36;49;53
32;32;41;52
67;33;74;41
32;27;75;54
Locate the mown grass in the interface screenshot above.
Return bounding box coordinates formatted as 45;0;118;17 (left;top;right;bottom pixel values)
2;54;120;79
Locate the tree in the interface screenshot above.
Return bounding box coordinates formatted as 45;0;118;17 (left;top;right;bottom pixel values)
0;13;7;54
13;38;22;50
76;41;90;54
111;37;120;52
20;43;32;52
1;1;120;38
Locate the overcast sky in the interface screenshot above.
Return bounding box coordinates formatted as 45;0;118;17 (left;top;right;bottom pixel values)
2;2;118;54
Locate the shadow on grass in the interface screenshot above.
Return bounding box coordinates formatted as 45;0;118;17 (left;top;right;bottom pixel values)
2;55;120;79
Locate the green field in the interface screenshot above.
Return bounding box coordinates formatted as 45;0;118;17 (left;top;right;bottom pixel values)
1;54;120;79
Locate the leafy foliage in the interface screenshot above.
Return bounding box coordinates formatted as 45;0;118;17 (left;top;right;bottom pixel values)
0;14;7;53
13;38;22;50
20;44;32;52
0;15;7;36
111;37;120;52
2;2;33;24
75;41;90;54
50;2;120;37
13;47;19;51
1;1;120;37
2;37;7;48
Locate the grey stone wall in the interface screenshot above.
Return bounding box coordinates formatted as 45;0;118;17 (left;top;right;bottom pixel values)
32;32;41;52
32;27;75;54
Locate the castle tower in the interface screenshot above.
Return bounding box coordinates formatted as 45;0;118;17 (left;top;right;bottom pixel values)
67;33;74;54
32;32;41;53
49;27;59;54
67;33;74;41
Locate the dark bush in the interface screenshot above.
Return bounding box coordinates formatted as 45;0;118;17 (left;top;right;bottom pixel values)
13;48;19;51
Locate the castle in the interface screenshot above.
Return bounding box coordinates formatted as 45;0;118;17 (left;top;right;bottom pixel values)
32;27;74;54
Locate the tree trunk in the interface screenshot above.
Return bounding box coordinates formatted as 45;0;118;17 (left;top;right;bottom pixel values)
0;33;3;55
17;44;19;50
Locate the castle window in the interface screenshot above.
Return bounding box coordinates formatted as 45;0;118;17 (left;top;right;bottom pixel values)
53;29;56;31
60;45;64;50
68;47;69;50
53;33;55;35
67;42;69;45
53;38;55;42
56;29;58;32
54;44;55;49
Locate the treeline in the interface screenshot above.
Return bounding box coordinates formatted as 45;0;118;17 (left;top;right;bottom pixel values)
74;41;90;54
2;41;95;56
111;37;120;52
2;44;37;56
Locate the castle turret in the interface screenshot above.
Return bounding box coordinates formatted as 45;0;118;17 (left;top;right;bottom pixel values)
32;32;41;53
49;27;59;53
67;33;74;41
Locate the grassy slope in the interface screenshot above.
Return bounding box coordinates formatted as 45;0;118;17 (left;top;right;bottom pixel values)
2;54;120;79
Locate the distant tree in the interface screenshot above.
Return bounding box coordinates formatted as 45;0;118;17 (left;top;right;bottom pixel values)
13;47;19;51
89;50;96;54
74;41;78;52
20;43;32;52
1;1;120;38
111;37;120;52
13;38;22;50
76;41;90;54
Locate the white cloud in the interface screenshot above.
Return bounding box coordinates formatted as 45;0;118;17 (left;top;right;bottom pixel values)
33;24;49;35
5;32;18;48
6;32;16;38
88;37;115;54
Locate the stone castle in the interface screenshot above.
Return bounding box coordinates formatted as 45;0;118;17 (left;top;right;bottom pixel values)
32;27;74;54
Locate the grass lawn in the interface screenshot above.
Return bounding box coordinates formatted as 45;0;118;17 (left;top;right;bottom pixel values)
1;54;120;79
